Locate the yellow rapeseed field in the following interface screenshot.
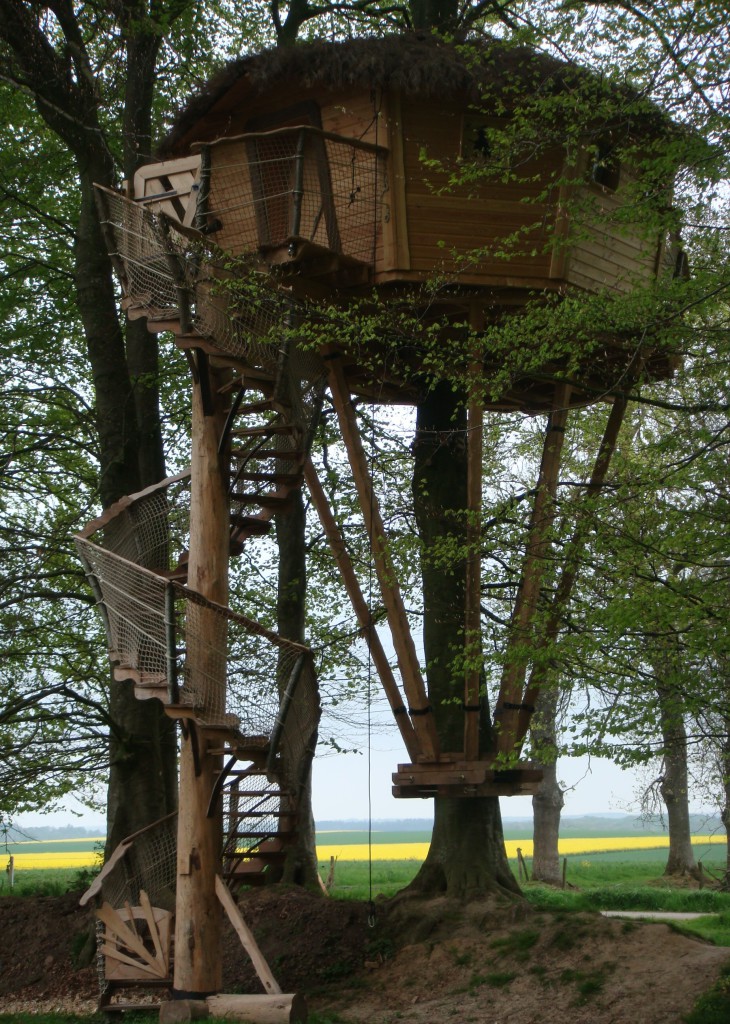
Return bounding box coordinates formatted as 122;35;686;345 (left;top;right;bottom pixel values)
6;834;725;871
316;834;725;863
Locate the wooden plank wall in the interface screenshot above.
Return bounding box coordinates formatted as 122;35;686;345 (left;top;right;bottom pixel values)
208;139;259;255
398;100;561;286
321;90;385;266
564;177;660;294
203;87;385;266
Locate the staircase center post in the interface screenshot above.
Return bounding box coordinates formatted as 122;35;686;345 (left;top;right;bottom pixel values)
173;360;230;998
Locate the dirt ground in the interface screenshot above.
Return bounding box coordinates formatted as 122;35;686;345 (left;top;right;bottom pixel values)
0;886;728;1022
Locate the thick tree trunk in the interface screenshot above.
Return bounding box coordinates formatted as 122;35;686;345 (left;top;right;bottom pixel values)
721;718;730;889
409;382;518;898
531;685;564;885
409;797;520;898
276;488;320;889
656;678;698;878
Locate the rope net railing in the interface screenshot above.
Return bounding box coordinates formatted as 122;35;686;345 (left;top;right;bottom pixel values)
96;187;194;323
75;458;319;740
100;813;178;912
77;531;317;740
96;187;294;370
78;472;192;574
204;127;387;265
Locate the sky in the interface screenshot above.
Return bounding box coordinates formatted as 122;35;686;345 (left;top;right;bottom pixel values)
16;727;713;835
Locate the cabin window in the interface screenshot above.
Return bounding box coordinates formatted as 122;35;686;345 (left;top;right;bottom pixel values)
592;140;621;191
461;117;492;162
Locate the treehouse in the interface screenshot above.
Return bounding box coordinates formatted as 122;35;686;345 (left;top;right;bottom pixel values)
112;34;680;411
82;35;686;1010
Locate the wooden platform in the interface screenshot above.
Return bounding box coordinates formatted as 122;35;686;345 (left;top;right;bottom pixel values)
392;759;542;798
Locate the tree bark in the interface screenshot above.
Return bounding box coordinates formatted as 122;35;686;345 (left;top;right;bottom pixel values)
0;3;180;854
721;713;730;889
409;382;518;898
656;676;698;878
276;488;321;889
530;684;564;885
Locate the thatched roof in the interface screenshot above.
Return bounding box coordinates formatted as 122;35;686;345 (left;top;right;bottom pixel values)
159;33;660;157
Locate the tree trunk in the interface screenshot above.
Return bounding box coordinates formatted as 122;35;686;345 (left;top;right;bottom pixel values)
721;714;730;889
409;797;520;898
0;5;180;854
276;488;320;889
409;382;518;898
530;685;564;885
656;678;698;878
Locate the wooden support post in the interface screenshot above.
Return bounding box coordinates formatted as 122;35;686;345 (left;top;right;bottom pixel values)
304;459;420;761
494;383;571;757
215;876;281;996
464;323;484;762
514;391;631;749
325;354;439;760
516;847;530;882
174;364;230;998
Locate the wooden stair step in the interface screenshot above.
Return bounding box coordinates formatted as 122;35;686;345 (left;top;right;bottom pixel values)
230;447;304;461
229;514;273;535
234;471;302;486
230;424;295;438
226;829;294;838
231;492;291;509
227;810;289;819
234;399;285;416
217;373;274;395
225;791;281;800
225;851;288;866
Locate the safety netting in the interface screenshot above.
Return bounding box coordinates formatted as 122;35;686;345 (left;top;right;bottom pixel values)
76;465;321;748
96;187;293;370
95;126;386;375
204;126;387;265
98;814;178;912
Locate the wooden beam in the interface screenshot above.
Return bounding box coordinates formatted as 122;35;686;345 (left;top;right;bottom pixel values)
325;353;440;760
206;993;307;1023
215;875;281;996
514;388;631;749
303;459;420;761
493;382;571;756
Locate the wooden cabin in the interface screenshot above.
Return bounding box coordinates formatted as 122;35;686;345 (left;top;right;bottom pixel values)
123;35;680;409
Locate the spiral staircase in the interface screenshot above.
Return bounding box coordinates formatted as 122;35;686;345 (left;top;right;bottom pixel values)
77;187;325;1002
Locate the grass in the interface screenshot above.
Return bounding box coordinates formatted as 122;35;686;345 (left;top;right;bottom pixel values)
4;850;729;918
0;867;84;897
673;911;730;947
684;964;730;1024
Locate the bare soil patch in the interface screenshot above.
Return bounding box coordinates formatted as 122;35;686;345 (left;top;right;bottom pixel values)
0;887;728;1022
